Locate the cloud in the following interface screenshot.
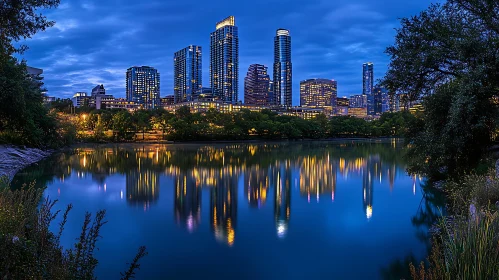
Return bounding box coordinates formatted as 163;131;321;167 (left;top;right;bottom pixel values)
18;0;437;104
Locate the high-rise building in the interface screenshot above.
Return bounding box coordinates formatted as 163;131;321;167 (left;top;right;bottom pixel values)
363;62;374;96
273;29;292;106
300;79;337;108
126;66;160;109
91;84;106;97
373;86;389;115
244;64;271;106
174;45;202;103
349;94;367;108
363;62;375;115
210;16;239;103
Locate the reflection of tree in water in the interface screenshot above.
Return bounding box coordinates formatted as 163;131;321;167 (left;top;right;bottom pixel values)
380;182;446;280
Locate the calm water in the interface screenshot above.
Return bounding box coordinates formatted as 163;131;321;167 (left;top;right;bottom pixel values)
12;140;441;280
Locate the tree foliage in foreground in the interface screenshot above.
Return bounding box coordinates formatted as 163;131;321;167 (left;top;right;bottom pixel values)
383;0;499;180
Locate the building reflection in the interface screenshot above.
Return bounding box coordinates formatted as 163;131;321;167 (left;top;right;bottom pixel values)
363;156;380;219
174;172;201;232
244;165;269;208
210;175;238;246
299;155;337;202
126;169;159;209
271;161;291;238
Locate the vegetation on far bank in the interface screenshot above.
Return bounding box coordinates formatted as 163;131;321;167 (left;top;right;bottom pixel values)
54;104;416;142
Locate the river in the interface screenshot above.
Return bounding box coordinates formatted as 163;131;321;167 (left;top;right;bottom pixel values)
11;139;442;279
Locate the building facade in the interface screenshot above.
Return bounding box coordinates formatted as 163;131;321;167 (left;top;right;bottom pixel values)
244;64;271;106
373;86;389;115
72;92;89;108
126;66;161;109
299;79;337;108
174;45;202;103
210;16;239;103
273;29;292;106
363;62;374;115
349;94;367;108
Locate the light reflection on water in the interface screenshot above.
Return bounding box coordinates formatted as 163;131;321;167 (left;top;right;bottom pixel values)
12;140;438;280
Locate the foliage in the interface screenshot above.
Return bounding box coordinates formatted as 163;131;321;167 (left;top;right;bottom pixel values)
60;106;414;142
0;58;74;147
0;0;60;58
0;179;147;279
383;0;499;180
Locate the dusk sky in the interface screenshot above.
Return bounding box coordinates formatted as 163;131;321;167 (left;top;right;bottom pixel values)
19;0;438;104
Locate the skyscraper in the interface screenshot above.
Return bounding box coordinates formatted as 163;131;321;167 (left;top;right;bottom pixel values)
210;16;239;103
373;86;389;115
299;79;337;108
174;45;202;103
273;29;292;106
126;66;160;109
363;62;374;115
349;94;367;108
244;64;271;105
363;62;374;96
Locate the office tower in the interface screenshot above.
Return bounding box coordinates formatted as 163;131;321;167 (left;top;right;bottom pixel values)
273;29;292;106
363;62;374;95
299;78;337;108
244;64;271;105
373;86;389;115
363;62;374;115
210;16;239;103
349;94;367;108
174;45;202;103
126;66;160;109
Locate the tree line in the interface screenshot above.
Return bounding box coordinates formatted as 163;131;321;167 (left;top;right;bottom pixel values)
63;105;416;142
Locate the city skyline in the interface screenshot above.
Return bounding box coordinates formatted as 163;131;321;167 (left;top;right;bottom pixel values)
17;0;437;104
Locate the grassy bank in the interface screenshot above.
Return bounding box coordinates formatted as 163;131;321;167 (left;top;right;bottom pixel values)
0;177;147;279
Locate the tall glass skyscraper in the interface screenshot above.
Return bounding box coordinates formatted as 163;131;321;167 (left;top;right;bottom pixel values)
174;45;202;103
363;62;374;115
299;79;337;108
363;62;374;95
210;16;239;103
126;66;160;109
244;64;271;106
273;29;292;107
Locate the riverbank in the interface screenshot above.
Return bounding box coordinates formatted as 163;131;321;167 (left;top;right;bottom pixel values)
0;145;53;182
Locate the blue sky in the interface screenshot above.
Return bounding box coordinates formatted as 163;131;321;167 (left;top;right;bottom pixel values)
19;0;437;105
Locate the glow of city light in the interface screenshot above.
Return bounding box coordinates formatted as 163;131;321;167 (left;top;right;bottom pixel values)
366;205;373;219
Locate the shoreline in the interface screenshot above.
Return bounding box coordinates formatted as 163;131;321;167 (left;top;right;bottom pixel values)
0;145;53;182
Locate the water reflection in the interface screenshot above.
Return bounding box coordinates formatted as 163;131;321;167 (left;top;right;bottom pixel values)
12;141;414;249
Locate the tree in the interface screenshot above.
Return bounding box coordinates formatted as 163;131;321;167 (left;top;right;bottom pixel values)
133;110;151;140
112;111;133;141
0;0;60;58
382;0;499;180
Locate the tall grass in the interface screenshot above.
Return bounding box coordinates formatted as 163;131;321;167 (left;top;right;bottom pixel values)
0;176;147;279
411;171;499;280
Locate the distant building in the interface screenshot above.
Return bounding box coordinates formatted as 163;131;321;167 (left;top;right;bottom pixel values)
349;94;367;108
244;64;271;106
373;87;389;115
26;66;43;76
273;29;292;106
389;93;400;112
363;62;375;115
348;107;368;118
300;79;337;108
210;16;239;103
43;96;56;104
72;92;89;107
174;45;202;103
91;84;106;97
363;62;374;96
161;95;175;106
336;97;349;116
126;66;160;109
